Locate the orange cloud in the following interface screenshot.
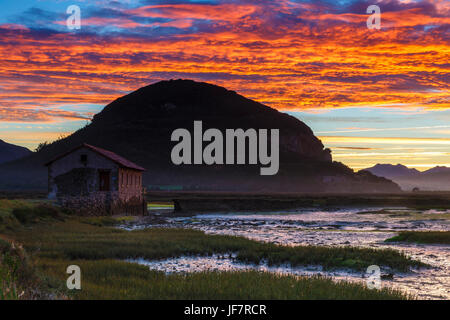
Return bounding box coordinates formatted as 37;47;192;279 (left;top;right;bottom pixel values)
0;0;448;124
126;3;258;21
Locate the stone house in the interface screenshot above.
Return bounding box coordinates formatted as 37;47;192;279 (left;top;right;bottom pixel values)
45;143;146;216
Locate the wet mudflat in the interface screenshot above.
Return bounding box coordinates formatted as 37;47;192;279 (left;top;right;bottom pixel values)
123;207;450;300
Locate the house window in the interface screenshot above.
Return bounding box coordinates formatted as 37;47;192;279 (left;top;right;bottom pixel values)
99;170;110;191
80;154;87;165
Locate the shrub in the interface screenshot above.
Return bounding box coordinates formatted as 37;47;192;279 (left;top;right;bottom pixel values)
12;207;37;224
386;231;450;244
12;204;64;225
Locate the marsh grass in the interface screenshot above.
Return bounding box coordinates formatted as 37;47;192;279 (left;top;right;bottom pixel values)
0;238;46;300
0;239;19;299
12;204;66;224
79;216;121;227
74;215;137;227
9;220;425;272
385;231;450;244
356;209;414;217
148;202;174;208
235;245;425;271
0;200;33;232
0;199;62;232
1;200;423;299
356;208;450;220
37;258;409;300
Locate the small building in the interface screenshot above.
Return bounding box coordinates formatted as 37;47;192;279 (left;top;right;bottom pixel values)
45;143;146;216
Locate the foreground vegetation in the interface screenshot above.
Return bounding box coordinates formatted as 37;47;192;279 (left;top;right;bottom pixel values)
9;218;425;272
37;259;408;300
386;231;450;244
0;199;66;233
0;199;421;299
356;208;450;220
0;239;21;299
0;238;51;299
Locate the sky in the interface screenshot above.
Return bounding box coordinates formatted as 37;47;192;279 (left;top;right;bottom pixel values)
0;0;448;170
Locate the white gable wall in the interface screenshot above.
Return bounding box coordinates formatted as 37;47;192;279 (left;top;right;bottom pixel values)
49;146;119;178
48;147;119;195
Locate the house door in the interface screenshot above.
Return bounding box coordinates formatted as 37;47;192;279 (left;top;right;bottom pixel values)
99;170;110;191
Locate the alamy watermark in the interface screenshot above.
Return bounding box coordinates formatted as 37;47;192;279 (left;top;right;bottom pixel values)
66;265;81;290
366;265;381;289
66;5;81;30
171;121;279;176
367;5;381;30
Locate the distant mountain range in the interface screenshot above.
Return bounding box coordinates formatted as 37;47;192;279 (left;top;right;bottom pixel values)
0;80;400;193
0;139;31;164
362;164;450;191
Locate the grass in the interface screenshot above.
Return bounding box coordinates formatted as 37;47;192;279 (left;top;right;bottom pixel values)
0;238;20;299
385;231;450;244
0;200;55;298
8;219;426;272
407;204;450;210
148;202;174;208
0;199;423;299
235;244;425;271
11;204;67;224
79;216;129;227
37;259;408;300
0;199;63;232
0;200;33;232
356;208;450;220
0;238;49;300
356;209;413;217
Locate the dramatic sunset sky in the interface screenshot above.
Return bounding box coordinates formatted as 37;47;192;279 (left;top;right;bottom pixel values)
0;0;448;170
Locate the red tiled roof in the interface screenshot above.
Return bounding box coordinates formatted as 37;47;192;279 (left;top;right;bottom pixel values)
44;143;146;171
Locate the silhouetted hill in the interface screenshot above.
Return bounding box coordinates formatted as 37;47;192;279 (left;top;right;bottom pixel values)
0;139;31;164
362;164;450;191
365;164;420;178
423;166;450;175
0;80;400;193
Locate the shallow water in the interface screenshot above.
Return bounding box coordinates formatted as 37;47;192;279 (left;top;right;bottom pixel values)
124;207;450;300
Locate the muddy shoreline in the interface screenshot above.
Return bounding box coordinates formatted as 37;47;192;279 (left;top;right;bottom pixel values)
122;207;450;300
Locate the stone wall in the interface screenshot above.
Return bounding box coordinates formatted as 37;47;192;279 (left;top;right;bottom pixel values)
54;168;98;196
47;146;146;216
54;168;146;216
60;192;116;216
59;192;147;216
